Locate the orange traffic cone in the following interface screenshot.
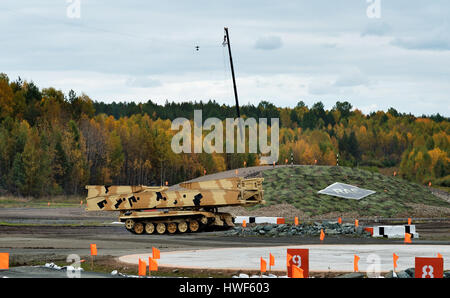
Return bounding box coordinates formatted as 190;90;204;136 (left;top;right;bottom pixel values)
404;233;412;244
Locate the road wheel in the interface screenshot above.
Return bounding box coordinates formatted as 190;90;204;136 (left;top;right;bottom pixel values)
133;222;144;234
125;219;135;230
189;219;200;232
178;221;188;233
145;223;155;234
156;223;166;234
167;222;177;234
200;216;208;225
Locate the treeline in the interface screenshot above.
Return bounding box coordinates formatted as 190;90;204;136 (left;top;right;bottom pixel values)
0;73;448;197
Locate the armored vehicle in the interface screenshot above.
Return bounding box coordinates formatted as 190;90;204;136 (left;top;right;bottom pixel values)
85;177;264;234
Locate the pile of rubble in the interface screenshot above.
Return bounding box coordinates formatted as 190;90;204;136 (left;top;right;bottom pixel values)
225;222;372;237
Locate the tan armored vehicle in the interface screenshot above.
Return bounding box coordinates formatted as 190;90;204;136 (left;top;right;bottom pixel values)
85;177;264;234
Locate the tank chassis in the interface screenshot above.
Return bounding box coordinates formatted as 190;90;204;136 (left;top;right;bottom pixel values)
85;177;264;234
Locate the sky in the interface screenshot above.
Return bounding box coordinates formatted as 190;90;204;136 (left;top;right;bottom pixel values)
1;0;449;116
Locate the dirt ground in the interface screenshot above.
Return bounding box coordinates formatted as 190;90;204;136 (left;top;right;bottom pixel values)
0;206;449;278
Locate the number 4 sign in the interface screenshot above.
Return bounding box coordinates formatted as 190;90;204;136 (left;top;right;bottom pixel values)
287;249;309;278
415;257;444;278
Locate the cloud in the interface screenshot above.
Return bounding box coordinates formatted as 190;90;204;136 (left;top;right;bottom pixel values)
125;76;162;88
254;36;283;50
334;68;369;87
361;22;391;37
308;81;335;95
391;26;450;51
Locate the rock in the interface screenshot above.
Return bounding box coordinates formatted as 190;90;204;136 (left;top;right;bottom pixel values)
279;232;287;237
384;271;397;278
287;230;296;236
355;227;364;234
396;270;411;278
172;269;179;273
325;229;339;235
267;229;277;236
238;273;249;278
258;230;266;235
336;272;365;278
444;271;450;278
268;274;277;278
111;270;118;276
404;268;415;277
263;224;274;231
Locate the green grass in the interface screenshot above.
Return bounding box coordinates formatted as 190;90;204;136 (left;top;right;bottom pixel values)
260;166;450;217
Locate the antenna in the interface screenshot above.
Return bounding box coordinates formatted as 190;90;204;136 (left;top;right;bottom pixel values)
223;27;241;118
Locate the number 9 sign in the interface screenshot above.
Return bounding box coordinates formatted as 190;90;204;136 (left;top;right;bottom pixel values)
287;249;309;278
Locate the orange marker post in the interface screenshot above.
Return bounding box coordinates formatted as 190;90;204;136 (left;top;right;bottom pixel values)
408;218;412;225
80;200;83;206
320;229;325;241
152;247;160;260
294;217;299;226
260;257;267;276
404;233;412;244
148;257;158;276
48;202;50;207
338;217;342;224
269;253;275;272
0;253;9;270
242;220;246;228
203;169;206;175
292;265;304;278
355;219;359;228
243;161;247;167
138;259;146;276
393;253;399;271
354;255;360;272
90;244;97;256
90;244;97;270
437;253;443;258
235;169;239;176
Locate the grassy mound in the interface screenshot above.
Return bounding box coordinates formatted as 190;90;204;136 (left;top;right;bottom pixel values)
261;166;450;217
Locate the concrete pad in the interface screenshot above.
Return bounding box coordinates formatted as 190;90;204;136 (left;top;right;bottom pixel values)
0;266;117;278
119;245;449;272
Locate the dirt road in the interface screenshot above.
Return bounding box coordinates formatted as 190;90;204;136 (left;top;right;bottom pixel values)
0;207;449;267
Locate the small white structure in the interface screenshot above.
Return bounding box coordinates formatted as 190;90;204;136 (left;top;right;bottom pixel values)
234;216;285;224
372;225;419;239
318;182;376;200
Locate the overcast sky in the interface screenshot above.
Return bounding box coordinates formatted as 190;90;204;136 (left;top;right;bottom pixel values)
1;0;449;116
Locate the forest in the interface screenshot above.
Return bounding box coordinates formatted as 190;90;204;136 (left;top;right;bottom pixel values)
0;73;449;197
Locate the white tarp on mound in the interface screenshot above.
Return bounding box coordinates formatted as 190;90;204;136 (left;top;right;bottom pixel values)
318;182;375;200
